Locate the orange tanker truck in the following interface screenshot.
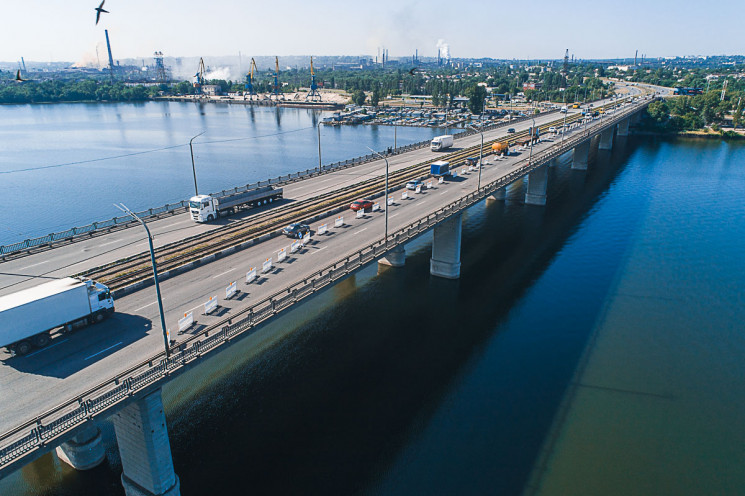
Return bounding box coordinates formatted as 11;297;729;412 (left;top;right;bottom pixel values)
491;141;509;155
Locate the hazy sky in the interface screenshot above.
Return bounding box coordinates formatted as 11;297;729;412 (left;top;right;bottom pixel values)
2;0;743;63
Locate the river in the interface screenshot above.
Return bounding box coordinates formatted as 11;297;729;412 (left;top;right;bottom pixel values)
1;103;744;495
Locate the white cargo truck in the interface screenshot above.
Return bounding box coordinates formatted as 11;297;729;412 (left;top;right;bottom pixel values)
189;186;283;223
430;134;454;151
0;278;115;356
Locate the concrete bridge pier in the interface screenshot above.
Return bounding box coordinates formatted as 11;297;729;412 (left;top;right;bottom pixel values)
487;187;506;202
571;140;590;170
379;245;406;267
599;128;614;150
55;422;106;471
430;213;462;279
617;118;630;136
113;389;180;496
524;165;548;206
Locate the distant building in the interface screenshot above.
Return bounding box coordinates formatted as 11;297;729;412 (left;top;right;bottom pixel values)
201;84;221;96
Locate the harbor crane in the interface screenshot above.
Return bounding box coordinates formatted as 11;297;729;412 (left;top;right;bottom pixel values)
244;57;258;100
270;56;284;100
306;56;322;102
193;57;206;96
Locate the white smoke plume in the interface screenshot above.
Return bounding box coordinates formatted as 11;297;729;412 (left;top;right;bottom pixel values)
436;39;450;60
205;67;232;80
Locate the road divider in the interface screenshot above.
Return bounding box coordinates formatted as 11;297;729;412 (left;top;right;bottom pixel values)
415;185;422;194
226;282;237;299
278;247;287;262
178;312;194;334
356;209;364;219
290;240;301;253
372;202;380;211
204;296;218;315
387;196;394;205
335;216;344;228
402;191;408;200
262;258;273;273
427;181;432;189
246;267;257;283
318;223;328;235
438;177;444;184
303;232;311;245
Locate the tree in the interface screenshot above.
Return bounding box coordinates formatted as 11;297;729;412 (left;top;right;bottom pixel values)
352;89;366;106
370;87;380;107
466;84;487;114
733;98;743;129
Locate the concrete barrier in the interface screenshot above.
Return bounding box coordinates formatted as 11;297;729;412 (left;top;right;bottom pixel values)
318;223;328;235
204;296;218;315
277;247;287;262
177;312;194;334
415;185;421;194
452;171;458;178
246;267;256;283
262;258;273;273
427;181;432;189
225;282;237;299
387;196;394;205
372;202;380;211
302;232;311;245
402;191;408;200
335;216;344;228
438;177;444;184
356;209;364;219
290;240;301;253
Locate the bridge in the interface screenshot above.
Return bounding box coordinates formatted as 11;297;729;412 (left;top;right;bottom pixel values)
0;86;656;495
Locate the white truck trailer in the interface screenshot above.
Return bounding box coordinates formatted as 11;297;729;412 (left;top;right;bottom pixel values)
0;277;115;356
189;186;283;223
430;134;454;151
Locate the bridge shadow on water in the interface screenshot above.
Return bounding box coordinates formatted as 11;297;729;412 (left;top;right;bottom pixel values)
6;136;647;495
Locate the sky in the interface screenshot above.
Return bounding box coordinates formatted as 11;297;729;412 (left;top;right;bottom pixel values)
2;0;743;64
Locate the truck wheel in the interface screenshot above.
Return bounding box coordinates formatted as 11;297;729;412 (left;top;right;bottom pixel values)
32;333;50;348
92;313;105;324
16;341;32;356
207;214;214;222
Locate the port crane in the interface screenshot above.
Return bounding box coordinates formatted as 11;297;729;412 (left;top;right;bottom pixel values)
270;56;284;100
193;58;206;96
306;56;322;102
243;58;258;100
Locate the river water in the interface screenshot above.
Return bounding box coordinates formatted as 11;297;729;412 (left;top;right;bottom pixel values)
2;103;745;495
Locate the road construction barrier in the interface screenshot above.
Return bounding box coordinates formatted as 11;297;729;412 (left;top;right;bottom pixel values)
226;282;237;299
302;232;311;244
468;165;475;172
318;223;328;235
262;258;273;273
402;191;408;200
415;185;421;194
387;196;394;205
246;267;257;283
335;216;344;228
438;177;444;184
178;312;194;333
278;247;287;262
372;202;380;211
452;171;458;178
427;181;432;189
290;240;300;253
356;209;364;219
204;296;218;315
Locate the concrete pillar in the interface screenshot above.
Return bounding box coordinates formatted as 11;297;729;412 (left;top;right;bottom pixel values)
524;165;548;206
56;422;106;471
113;390;180;496
488;187;506;201
430;213;462;279
378;245;405;267
599;128;614;150
571;140;590;170
617;117;630;136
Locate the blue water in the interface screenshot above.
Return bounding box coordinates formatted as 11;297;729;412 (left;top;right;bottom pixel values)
1;102;439;245
2;130;744;495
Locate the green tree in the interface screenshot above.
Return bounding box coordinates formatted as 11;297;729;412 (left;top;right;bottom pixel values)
352;89;366;106
370;87;380;107
466;84;487;114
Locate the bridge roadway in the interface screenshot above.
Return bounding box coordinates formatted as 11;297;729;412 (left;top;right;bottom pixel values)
0;87;650;476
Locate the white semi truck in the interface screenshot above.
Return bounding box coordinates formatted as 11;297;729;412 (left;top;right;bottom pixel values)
430;135;454;151
0;278;115;356
189;186;283;223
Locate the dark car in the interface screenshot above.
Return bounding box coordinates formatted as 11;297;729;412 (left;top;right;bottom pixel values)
507;128;516;133
282;223;310;238
350;199;374;212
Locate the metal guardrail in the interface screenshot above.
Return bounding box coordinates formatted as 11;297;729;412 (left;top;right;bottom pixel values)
0;112;554;258
0;101;650;474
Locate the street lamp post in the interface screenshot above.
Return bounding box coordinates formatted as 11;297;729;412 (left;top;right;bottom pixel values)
115;203;171;358
189;131;205;197
367;147;389;246
561;91;568;144
317;123;322;172
468;125;484;191
529;117;536;165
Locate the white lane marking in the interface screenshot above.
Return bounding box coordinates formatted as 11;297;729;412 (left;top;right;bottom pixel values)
354;228;367;234
84;341;123;361
19;260;49;270
99;239;122;247
212;268;235;279
389;213;399;218
440;191;449;195
134;301;157;312
25;338;69;357
310;246;327;254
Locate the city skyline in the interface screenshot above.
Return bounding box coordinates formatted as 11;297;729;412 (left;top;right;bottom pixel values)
2;0;744;64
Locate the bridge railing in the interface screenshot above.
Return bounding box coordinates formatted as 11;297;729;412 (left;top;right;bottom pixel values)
0;111;556;257
0;100;651;474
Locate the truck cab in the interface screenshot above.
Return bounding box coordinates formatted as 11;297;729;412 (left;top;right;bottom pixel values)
189;194;217;222
86;280;115;323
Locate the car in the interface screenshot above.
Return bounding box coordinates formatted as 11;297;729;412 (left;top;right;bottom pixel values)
406;180;424;190
507;128;516;133
350;199;374;212
282;223;310;238
548;126;557;133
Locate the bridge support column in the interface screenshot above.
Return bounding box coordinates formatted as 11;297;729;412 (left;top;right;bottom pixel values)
572;141;590;170
113;389;180;496
487;187;506;202
56;422;106;471
524;165;548;206
617;118;630;136
379;245;405;267
599;128;614;150
430;213;462;279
